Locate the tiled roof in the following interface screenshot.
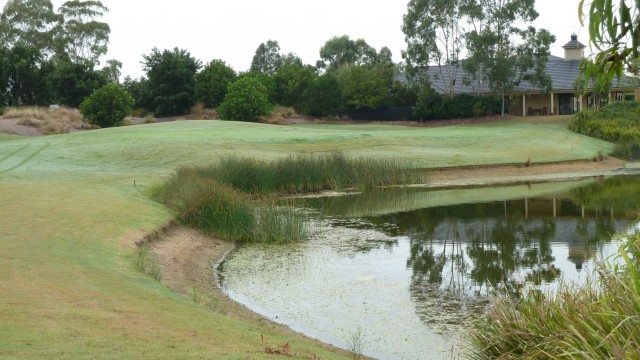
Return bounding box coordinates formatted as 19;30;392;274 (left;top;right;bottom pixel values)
424;55;636;95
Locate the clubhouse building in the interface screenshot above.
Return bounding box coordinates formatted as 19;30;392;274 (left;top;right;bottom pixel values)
428;34;639;116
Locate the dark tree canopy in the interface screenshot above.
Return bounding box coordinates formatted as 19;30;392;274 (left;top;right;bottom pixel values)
49;59;107;107
273;63;316;107
195;59;237;108
1;43;52;106
297;73;341;117
317;35;378;71
142;47;201;117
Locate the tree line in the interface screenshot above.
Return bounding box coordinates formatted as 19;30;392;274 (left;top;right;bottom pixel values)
1;0;637;123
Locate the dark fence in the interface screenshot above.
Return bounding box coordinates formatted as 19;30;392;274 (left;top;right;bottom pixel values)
334;107;414;121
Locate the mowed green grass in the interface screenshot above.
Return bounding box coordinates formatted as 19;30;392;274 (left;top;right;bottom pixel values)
0;118;613;358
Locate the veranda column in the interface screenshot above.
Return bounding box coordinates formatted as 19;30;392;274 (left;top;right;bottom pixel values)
522;94;526;116
550;93;555;115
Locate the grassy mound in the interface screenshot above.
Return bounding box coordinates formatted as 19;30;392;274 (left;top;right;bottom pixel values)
465;234;640;359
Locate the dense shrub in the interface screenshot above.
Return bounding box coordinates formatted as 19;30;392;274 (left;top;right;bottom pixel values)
194;59;237;108
569;101;640;142
297;73;341;117
218;77;272;121
413;87;502;120
80;83;134;127
237;71;277;103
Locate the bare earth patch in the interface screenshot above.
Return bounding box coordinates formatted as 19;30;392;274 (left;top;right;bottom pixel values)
0;118;44;136
424;158;636;188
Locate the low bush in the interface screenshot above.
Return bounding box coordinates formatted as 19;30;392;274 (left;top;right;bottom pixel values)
80;83;135;128
569;101;640;143
218;77;272;121
465;233;640;359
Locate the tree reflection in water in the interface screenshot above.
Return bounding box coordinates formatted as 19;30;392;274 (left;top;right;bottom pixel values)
294;176;640;333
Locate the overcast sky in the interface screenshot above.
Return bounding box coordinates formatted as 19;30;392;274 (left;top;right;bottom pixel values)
1;0;591;79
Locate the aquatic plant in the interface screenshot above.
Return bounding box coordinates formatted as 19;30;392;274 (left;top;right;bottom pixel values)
153;167;305;243
199;153;419;194
465;232;640;359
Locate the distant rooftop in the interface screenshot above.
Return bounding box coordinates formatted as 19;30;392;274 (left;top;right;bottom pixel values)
562;33;587;49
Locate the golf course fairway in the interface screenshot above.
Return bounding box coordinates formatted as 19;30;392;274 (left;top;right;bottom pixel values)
0;118;614;358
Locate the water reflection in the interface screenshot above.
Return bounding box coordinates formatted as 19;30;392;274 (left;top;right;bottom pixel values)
297;177;640;333
221;176;640;359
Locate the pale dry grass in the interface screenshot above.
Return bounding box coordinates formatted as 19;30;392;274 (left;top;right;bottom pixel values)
4;106;95;134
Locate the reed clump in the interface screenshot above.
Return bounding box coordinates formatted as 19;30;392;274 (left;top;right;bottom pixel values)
153;166;304;243
154;154;417;243
465;233;640;359
206;153;418;194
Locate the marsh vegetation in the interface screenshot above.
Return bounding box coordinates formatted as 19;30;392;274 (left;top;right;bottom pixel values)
153;153;418;243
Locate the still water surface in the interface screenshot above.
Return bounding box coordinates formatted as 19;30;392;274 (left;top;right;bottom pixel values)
219;176;640;360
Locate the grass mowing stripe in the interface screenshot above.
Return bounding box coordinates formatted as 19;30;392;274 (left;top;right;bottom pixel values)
0;143;30;165
0;143;49;174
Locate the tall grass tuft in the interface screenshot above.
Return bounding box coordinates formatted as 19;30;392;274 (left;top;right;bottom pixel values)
253;201;305;244
465;233;640;359
4;106;95;134
153;154;417;243
153;167;255;241
205;153;419;195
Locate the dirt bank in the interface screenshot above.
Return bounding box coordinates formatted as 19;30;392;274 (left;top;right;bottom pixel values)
145;225;357;358
424;158;639;188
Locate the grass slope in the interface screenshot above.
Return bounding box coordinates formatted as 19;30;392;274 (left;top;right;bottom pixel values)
0;118;613;358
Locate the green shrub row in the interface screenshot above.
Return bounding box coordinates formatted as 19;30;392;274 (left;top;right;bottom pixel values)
569;101;640;143
465;233;640;359
414;90;503;120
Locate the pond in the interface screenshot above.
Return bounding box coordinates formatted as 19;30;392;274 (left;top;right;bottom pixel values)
218;175;640;360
